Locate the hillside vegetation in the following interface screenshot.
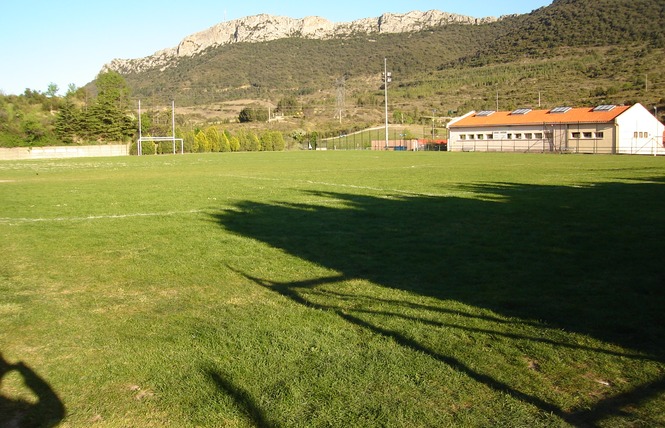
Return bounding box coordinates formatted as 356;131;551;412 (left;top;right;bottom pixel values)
124;0;665;112
460;0;665;65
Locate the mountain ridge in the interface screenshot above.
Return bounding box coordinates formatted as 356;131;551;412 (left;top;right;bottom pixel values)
103;0;664;120
103;10;501;74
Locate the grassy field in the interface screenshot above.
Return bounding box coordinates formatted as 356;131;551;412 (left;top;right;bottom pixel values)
1;151;664;427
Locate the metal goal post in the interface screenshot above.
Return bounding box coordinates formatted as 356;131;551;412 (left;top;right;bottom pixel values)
137;100;184;155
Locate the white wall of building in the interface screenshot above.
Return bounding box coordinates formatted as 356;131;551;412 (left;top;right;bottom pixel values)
449;126;552;152
616;104;665;155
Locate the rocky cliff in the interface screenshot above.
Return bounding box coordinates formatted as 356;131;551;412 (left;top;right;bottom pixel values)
103;10;498;74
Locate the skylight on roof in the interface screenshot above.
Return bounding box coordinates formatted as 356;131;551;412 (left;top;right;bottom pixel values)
593;104;616;112
476;110;495;117
511;108;532;115
550;106;572;114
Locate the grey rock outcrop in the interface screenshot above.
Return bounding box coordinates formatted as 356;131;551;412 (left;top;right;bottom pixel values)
103;10;498;74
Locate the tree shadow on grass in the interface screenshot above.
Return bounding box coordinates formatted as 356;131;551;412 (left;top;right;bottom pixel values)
232;271;665;426
206;369;275;428
212;177;665;425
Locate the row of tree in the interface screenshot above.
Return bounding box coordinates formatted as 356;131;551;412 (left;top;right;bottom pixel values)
185;128;285;153
1;71;294;152
0;71;136;147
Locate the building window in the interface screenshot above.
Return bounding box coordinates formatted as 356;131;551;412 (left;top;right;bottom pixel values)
583;132;593;138
468;134;475;140
596;132;604;138
507;133;513;139
459;134;466;140
535;133;543;139
486;134;494;139
572;132;581;139
525;133;533;139
515;133;522;139
477;134;484;140
634;131;639;138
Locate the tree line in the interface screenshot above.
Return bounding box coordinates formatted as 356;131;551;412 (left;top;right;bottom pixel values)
0;71;291;152
136;128;286;155
0;71;135;147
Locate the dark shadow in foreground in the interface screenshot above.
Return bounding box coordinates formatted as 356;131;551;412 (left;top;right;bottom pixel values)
213;177;665;425
238;271;665;427
0;353;65;428
214;180;665;359
207;369;276;428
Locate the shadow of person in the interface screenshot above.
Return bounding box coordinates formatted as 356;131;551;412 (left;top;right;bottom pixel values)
0;353;65;428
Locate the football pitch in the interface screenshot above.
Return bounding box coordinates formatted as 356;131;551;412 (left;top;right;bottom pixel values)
1;151;664;427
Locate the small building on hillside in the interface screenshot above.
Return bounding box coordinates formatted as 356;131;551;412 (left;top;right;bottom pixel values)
418;139;448;151
370;139;421;151
369;139;448;151
447;103;664;155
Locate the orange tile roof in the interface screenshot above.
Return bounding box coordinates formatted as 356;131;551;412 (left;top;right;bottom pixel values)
450;106;630;128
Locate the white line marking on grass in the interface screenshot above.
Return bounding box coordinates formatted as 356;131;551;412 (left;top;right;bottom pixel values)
221;174;452;198
303;180;446;197
0;209;204;224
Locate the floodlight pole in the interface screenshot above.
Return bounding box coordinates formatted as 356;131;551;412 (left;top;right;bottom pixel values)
384;58;389;150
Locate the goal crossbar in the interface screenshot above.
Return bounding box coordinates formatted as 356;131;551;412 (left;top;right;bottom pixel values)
137;137;184;155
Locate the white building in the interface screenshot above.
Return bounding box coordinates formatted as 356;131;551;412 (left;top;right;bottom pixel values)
447;103;664;155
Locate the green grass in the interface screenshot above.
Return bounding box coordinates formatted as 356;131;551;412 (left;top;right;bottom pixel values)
1;152;664;427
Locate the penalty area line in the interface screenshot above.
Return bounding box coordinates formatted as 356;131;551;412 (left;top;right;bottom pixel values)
0;209;204;224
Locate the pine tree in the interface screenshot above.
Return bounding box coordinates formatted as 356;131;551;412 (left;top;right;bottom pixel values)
54;99;80;144
85;71;135;142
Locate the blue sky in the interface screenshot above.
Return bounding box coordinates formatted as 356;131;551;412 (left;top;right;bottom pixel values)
0;0;551;96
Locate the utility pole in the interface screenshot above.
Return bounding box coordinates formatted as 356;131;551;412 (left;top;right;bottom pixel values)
335;76;345;124
655;105;658;157
431;109;436;141
383;58;391;150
